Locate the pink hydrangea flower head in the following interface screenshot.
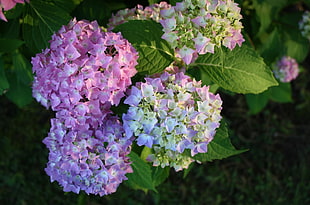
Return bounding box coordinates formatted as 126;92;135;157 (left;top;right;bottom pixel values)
43;115;133;196
159;0;244;64
0;0;28;22
123;71;222;171
107;1;171;31
273;56;299;83
32;18;138;115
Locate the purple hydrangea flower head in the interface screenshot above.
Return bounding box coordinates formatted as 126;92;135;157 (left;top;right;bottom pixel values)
273;56;299;83
32;18;138;114
159;0;244;64
123;71;222;171
43;115;133;196
299;11;310;41
107;1;171;31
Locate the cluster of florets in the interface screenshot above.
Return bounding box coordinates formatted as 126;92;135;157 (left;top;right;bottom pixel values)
299;11;310;41
32;18;138;196
43;115;133;196
0;0;28;22
159;0;244;64
122;71;222;171
32;18;138;112
107;1;171;31
273;56;299;83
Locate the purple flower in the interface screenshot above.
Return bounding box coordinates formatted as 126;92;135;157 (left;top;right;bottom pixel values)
43;115;133;196
32;18;138;117
137;133;154;148
273;56;299;83
178;46;195;65
123;71;223;171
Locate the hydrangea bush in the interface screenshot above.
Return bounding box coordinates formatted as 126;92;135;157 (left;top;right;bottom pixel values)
0;0;308;198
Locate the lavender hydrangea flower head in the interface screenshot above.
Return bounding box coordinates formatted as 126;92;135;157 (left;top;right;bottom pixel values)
43;115;133;196
299;10;310;41
122;71;222;171
273;56;299;83
159;0;244;64
107;1;171;31
32;18;138;113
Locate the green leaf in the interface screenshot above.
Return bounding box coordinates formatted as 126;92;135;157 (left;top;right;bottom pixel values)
113;20;175;75
72;0;112;25
268;82;292;103
152;166;170;187
183;162;194;179
148;0;161;5
190;45;278;94
245;91;269;115
5;73;32;108
12;51;33;85
140;146;152;162
53;0;81;13
253;0;288;36
169;0;183;6
0;58;9;95
125;152;157;192
0;39;24;53
186;68;219;93
278;10;309;62
0;18;20;39
258;28;284;64
283;28;309;63
22;0;71;53
193;122;247;162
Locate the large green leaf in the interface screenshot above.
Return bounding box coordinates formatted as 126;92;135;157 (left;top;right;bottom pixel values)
72;0;112;25
148;0;161;5
151;166;170;187
283;29;309;63
193;122;247;162
113;20;175;75
0;18;20;39
258;28;284;64
253;0;288;37
125;152;157;192
12;51;33;85
5;73;32;108
245;91;269;115
276;10;310;62
268;82;292;103
140;146;169;188
186;68;219;93
0;58;9;95
22;0;71;53
189;45;278;94
0;39;24;53
53;0;81;13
